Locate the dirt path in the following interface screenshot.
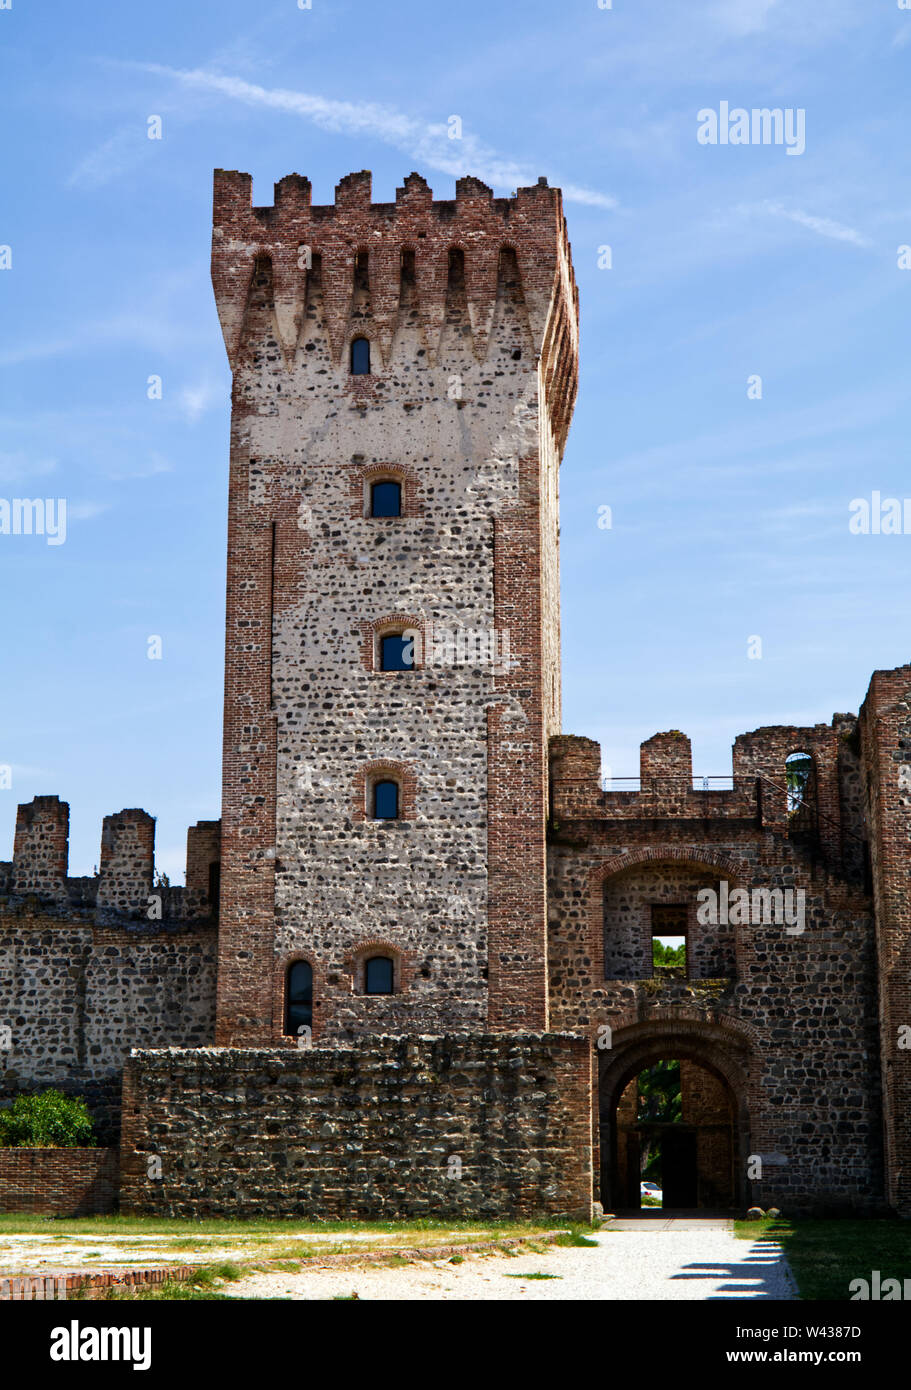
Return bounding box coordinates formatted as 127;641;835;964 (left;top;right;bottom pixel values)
224;1226;798;1301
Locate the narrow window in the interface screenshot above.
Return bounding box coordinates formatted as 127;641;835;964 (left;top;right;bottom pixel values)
208;861;221;920
785;751;814;815
350;337;370;375
371;480;401;517
381;633;414;672
365;955;394;995
651;905;687;978
285;960;313;1035
373;779;399;820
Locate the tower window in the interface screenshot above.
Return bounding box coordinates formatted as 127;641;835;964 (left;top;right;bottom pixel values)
207;861;221;920
373;780;399;820
350;337;370;375
381;633;414;672
365;955;394;995
285;960;313;1035
371;480;401;517
651;905;687;978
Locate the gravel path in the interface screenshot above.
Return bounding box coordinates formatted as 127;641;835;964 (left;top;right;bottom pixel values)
225;1225;798;1301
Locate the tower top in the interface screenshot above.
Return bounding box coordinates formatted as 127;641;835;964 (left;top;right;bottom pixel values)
211;167;578;448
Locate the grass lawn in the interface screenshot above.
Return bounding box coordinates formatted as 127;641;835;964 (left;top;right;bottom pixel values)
0;1213;595;1285
735;1217;911;1301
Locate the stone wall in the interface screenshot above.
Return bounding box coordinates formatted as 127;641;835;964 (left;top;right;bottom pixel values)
0;911;217;1140
0;1147;118;1215
119;1034;593;1221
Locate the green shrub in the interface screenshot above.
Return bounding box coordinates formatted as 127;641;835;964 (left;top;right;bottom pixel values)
0;1090;96;1148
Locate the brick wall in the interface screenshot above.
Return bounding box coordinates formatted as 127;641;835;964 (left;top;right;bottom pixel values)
119;1035;593;1221
0;1147;117;1215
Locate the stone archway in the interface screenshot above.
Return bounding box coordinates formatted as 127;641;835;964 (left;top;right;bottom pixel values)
599;1020;753;1212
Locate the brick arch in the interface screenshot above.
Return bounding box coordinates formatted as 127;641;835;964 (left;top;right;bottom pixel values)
598;1016;755;1211
360;612;425;672
587;846;752;978
349;461;424;520
352;759;417;823
343;937;413;995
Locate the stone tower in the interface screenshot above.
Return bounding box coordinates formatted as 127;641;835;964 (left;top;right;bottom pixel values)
210;168;578;1046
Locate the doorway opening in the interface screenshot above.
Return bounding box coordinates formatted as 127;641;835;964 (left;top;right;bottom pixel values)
612;1056;738;1211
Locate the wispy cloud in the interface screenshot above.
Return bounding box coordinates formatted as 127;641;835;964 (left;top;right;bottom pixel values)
131;64;617;208
745;200;873;249
66;126;152;191
106;452;174;483
68;501;110;521
179;379;222;422
0;452;58;484
712;0;782;37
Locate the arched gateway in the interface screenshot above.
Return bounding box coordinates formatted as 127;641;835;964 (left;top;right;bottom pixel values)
598;1019;754;1212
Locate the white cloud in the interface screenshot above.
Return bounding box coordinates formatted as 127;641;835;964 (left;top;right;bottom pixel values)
135;64;617;209
179;379;222;422
746;200;872;249
712;0;782;36
66;127;150;191
106;452;174;482
0;452;58;483
67;501;110;521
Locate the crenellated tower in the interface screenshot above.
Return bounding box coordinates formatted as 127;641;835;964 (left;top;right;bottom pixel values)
211;168;579;1045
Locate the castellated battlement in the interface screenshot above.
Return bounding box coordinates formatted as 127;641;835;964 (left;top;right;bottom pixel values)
549;715;869;885
211;167;578;452
0;797;221;922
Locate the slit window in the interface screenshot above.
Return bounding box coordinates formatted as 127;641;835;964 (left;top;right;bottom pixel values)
651;905;687;977
365;955;394;995
207;861;221;919
373;780;399;820
350;337;370;375
371;480;402;517
285;960;313;1036
381;633;414;672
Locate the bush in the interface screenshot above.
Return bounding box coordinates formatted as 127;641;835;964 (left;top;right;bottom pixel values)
0;1089;96;1148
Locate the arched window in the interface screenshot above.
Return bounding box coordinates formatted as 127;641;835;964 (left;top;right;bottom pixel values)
285;960;313;1035
365;955;394;995
371;480;401;517
785;751;814;815
380;632;414;672
350;337;370;375
373;779;399;819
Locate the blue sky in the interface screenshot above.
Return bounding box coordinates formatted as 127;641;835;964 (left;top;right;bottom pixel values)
1;0;909;878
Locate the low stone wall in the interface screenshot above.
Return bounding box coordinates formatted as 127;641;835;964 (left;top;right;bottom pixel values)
0;1147;118;1215
120;1035;593;1221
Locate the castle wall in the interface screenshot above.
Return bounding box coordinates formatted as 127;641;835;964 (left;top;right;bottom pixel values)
548;727;885;1213
0;911;217;1140
119;1035;593;1221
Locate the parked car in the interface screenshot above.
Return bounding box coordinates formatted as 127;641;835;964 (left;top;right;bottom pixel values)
640;1181;663;1199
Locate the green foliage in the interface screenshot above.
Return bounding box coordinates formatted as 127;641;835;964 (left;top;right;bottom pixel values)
652;939;685;969
637;1062;682;1125
0;1090;96;1148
